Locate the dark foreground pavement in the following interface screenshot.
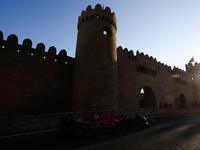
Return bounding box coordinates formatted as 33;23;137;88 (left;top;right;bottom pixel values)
1;115;200;150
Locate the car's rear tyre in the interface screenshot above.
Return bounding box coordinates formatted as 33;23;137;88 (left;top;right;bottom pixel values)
71;123;86;138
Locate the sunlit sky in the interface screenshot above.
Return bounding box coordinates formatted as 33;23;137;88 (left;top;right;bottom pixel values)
1;0;200;71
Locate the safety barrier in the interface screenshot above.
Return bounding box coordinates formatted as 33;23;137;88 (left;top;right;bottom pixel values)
1;108;200;137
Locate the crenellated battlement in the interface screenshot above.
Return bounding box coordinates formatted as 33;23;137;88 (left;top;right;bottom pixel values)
157;62;171;69
186;62;200;76
77;4;117;30
173;66;186;74
157;62;172;75
0;30;76;116
171;67;187;84
117;46;134;60
0;30;74;65
136;50;158;65
136;50;158;76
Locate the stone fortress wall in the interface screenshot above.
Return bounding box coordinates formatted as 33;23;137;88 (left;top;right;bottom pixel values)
117;46;194;110
0;31;75;116
0;4;199;117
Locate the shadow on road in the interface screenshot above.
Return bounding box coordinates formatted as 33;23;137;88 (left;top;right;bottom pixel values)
2;115;200;150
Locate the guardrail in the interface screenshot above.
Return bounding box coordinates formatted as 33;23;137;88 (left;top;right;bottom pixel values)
1;108;200;137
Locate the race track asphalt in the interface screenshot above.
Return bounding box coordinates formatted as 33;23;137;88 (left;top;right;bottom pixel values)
1;115;200;150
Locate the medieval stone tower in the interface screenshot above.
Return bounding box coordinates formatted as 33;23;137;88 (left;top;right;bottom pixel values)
73;4;118;111
186;63;200;107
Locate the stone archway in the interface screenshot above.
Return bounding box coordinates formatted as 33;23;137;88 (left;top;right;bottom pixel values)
140;86;157;108
179;94;187;108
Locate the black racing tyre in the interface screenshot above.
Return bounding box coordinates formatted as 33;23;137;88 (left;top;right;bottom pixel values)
71;123;86;138
135;115;146;129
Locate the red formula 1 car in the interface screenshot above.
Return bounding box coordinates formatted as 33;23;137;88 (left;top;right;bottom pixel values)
59;112;155;137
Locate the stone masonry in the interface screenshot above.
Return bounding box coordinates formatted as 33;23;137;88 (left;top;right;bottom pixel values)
0;4;199;116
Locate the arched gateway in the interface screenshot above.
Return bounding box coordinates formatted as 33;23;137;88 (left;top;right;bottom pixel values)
179;94;188;108
140;86;157;108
